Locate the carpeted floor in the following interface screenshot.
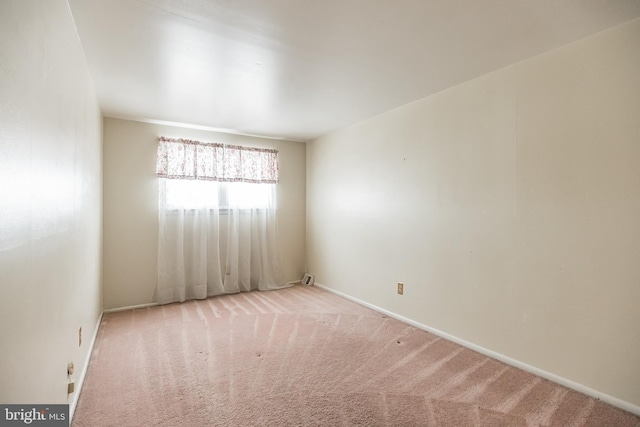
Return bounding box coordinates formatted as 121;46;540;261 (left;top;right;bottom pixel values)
73;285;640;426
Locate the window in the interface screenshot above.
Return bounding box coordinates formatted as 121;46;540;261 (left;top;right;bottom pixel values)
156;136;278;211
164;179;275;210
155;137;286;304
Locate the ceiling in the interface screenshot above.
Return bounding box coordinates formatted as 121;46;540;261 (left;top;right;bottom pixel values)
69;0;640;142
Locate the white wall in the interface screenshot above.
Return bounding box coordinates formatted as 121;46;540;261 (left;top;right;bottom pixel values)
0;0;103;406
103;118;306;309
307;19;640;408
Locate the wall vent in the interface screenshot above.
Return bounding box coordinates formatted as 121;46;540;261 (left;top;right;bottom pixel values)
301;273;315;286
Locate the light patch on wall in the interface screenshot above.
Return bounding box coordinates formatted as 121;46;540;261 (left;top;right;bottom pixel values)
0;162;74;250
30;170;74;240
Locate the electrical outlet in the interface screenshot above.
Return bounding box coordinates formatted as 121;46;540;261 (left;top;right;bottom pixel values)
397;282;404;295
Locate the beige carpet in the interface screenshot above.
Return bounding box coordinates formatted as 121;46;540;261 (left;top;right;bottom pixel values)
73;285;639;426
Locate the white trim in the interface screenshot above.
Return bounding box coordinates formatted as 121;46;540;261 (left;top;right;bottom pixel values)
314;283;640;417
104;302;159;313
102;285;303;312
69;312;103;421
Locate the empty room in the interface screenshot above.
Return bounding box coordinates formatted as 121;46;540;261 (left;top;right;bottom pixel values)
1;0;639;425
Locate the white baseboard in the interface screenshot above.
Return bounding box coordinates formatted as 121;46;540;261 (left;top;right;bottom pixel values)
103;282;302;313
104;302;159;313
314;283;640;417
69;311;103;421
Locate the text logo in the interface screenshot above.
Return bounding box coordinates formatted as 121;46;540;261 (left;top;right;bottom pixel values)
1;405;68;426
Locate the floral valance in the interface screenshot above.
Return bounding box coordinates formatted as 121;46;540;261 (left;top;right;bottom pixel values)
156;136;279;184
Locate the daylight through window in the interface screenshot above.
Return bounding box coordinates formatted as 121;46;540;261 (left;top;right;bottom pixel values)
156;136;278;210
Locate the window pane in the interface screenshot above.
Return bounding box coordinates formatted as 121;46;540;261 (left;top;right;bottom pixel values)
163;179;275;210
226;182;275;209
165;179;219;209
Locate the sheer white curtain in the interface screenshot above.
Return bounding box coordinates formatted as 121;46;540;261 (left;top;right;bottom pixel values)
224;183;285;293
156;179;225;303
155;137;288;305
